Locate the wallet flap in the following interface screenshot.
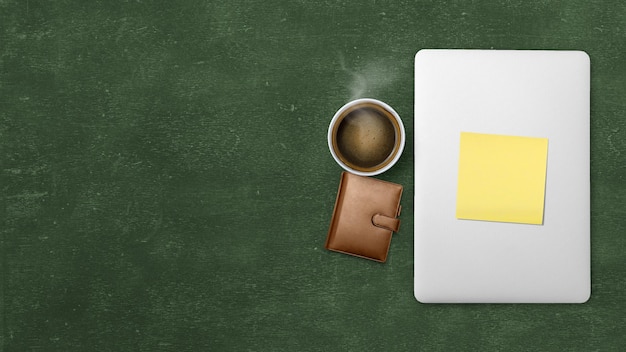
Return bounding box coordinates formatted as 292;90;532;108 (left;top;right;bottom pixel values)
372;213;400;232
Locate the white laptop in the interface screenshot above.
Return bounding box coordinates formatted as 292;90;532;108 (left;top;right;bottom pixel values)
414;49;590;303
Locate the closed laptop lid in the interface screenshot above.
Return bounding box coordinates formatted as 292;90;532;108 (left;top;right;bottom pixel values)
414;49;590;303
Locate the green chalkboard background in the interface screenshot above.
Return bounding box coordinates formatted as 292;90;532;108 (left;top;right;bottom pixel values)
2;1;625;351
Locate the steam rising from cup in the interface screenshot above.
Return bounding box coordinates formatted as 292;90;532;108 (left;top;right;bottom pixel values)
339;54;399;100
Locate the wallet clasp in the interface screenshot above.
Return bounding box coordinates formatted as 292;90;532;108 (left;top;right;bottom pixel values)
371;213;400;233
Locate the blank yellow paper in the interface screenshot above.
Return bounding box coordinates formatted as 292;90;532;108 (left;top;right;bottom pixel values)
456;132;548;225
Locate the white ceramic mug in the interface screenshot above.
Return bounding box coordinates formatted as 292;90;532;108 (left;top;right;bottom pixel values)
328;98;405;176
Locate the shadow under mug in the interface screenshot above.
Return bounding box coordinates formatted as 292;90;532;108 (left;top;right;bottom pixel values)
328;98;405;176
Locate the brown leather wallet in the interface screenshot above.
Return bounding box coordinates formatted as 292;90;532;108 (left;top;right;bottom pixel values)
325;172;403;262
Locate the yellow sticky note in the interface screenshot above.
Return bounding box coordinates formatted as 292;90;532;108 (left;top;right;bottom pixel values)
456;132;549;225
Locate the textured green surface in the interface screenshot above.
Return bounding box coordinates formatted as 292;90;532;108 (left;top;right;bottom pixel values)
2;1;626;351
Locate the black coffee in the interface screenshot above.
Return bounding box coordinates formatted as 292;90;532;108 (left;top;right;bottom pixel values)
335;107;396;169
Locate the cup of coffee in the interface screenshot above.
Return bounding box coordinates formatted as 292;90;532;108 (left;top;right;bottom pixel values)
328;98;405;176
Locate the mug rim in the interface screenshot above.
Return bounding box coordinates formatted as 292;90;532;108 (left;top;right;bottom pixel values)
327;98;405;176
